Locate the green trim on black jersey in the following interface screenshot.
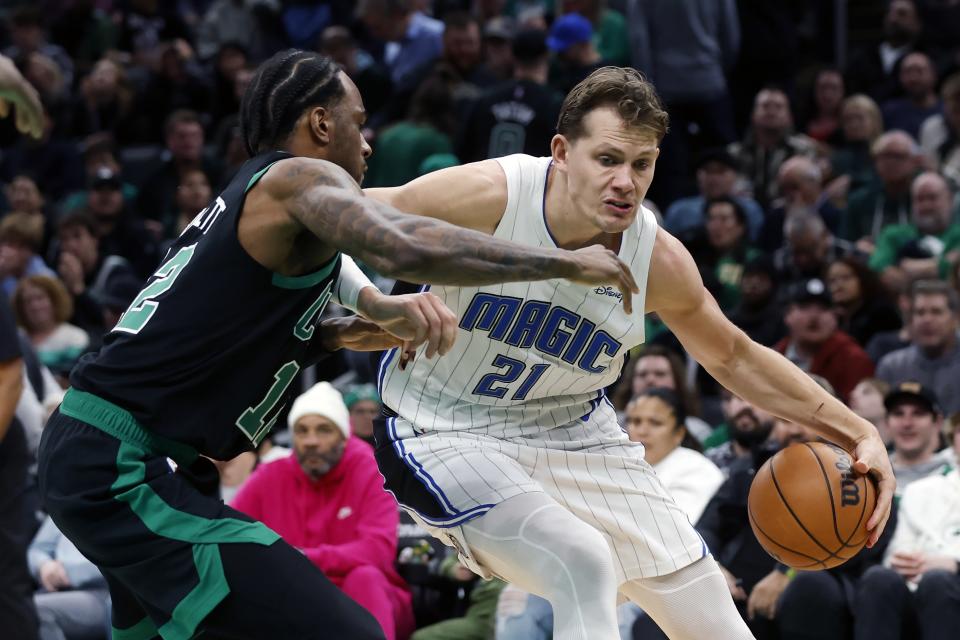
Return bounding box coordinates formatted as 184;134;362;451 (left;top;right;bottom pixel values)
60;389;199;467
271;252;340;289
244;160;283;194
112;616;159;640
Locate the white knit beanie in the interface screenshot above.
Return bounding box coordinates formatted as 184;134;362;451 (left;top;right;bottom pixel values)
287;382;350;439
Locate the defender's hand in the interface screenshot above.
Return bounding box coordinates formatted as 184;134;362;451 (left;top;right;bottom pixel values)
0;55;43;139
852;429;896;548
319;316;403;352
567;245;639;314
357;288;458;359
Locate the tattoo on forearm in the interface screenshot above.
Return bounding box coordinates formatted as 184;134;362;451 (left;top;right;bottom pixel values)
283;160;571;285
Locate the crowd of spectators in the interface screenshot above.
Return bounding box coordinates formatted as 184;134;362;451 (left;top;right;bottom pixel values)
2;1;960;639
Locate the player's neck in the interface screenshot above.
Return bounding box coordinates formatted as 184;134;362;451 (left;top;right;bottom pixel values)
543;165;620;251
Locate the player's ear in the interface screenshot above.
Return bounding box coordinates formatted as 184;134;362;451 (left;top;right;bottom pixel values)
551;134;570;170
309;107;332;147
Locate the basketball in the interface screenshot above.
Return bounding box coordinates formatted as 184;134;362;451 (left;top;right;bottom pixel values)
748;441;877;570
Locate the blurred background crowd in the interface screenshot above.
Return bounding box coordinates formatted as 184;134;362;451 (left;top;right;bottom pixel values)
3;1;960;640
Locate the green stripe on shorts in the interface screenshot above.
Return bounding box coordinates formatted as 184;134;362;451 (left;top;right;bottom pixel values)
112;616;159;640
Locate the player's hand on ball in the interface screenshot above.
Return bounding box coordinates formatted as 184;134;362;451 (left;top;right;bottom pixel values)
746;569;790;620
568;244;640;314
851;431;896;548
357;288;458;359
319;316;403;352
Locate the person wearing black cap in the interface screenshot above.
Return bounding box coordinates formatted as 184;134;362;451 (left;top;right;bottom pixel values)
851;382;960;640
882;381;954;490
662;148;764;242
458;28;563;163
774;278;875;402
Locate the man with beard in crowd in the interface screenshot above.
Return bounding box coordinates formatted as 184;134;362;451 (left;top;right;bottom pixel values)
703;390;775;476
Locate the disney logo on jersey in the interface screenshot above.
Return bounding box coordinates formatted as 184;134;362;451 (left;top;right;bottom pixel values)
593;286;623;301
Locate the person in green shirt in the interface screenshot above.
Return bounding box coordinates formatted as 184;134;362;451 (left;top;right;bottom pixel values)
557;0;630;65
685;196;761;311
869;171;960;292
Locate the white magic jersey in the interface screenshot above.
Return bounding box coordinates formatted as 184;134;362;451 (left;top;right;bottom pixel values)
379;154;658;438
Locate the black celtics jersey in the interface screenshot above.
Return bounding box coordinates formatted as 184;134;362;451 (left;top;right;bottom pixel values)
71;151;341;460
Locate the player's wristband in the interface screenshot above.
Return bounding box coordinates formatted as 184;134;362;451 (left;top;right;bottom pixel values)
334;255;377;313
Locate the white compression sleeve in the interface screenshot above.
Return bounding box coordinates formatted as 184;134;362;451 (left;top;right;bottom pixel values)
619;555;755;640
333;255;377;313
461;492;621;640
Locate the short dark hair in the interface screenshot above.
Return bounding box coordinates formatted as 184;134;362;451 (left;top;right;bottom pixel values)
240;49;346;157
911;278;960;311
557;67;669;142
164;109;203;138
443;11;478;32
57;210;98;236
704;195;747;227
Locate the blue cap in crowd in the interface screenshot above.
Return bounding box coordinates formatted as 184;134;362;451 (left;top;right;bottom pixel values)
547;13;593;53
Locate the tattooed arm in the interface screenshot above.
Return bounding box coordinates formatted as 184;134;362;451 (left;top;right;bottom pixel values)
261;157;641;309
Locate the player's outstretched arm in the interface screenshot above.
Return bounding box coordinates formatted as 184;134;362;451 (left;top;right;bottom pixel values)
647;228;895;548
266;157;641;310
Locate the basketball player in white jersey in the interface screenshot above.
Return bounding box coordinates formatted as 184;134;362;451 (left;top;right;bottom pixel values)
366;67;894;640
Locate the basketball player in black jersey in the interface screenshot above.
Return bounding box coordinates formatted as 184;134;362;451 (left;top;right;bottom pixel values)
36;49;637;640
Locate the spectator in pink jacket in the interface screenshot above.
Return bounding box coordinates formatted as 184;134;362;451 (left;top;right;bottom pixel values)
232;382;415;640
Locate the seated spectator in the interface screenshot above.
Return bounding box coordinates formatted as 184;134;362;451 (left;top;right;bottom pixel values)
0;212;54;297
883;381;954;490
772;212;860;292
869;172;960;294
801;67;845;145
854;405;960;640
842;130;920;245
727;87;817;210
760;156;842;251
918;71;960;188
3;6;74;88
4;174;53;256
625;388;723;519
844;0;921;103
684;196;760;311
826;256;902;348
433;12;499;111
703;391;775;475
849;378;892;446
55;210;135;336
135;109;222;237
169;168;212;240
345;383;381;446
877;279;960;414
457;28;563;163
11;275;88;382
610;344;709;443
68;57;137;143
881;52;941;140
774;278;875;402
829;94;883;197
481;17;516;82
867;283;915;364
195;0;282;63
727;255;787;348
85;166;160;279
546;13;604;94
27;515;108;640
58;133;138;216
663;148;764;242
232;382;415;640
